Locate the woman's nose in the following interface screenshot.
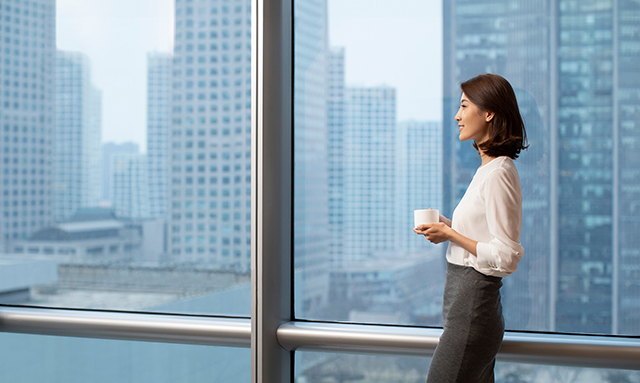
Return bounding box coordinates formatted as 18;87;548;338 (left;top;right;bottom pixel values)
455;112;461;121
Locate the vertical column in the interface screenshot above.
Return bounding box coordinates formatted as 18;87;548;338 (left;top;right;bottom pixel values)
251;0;293;381
611;0;619;335
548;0;559;333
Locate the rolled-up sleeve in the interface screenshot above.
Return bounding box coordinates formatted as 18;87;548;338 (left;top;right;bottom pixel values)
475;167;525;277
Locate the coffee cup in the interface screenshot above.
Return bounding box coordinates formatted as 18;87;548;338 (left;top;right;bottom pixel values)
414;209;439;228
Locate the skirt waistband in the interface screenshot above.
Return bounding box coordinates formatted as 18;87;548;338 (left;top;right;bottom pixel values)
446;261;503;283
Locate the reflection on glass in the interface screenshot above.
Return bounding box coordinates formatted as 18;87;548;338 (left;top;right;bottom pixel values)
295;351;640;383
294;0;640;337
0;333;249;383
0;0;252;316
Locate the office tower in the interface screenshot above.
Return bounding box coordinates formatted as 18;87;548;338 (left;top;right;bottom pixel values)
170;0;252;269
111;153;150;220
54;50;103;222
395;121;442;252
293;0;331;317
444;0;640;335
147;52;172;220
340;86;396;263
444;0;553;333
0;0;56;249
101;142;140;204
617;0;640;335
327;47;345;267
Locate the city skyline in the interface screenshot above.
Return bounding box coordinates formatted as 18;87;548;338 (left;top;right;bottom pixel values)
55;0;443;151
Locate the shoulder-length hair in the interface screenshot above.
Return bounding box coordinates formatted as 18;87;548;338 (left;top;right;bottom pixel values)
460;73;528;159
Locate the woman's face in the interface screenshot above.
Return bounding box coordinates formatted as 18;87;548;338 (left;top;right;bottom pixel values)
455;92;493;144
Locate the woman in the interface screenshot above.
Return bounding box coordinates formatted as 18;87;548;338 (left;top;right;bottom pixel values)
414;73;528;383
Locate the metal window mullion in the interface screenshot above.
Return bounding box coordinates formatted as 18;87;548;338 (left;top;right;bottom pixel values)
251;0;293;381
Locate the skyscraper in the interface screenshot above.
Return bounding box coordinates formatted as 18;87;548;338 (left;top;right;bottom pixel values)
395;121;442;252
101;142;140;205
340;86;397;263
111;153;150;220
293;0;331;317
327;47;345;267
170;0;252;269
444;0;640;335
0;0;56;249
147;52;172;220
617;0;640;336
54;50;102;222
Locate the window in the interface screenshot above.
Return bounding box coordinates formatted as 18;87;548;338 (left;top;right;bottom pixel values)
1;1;639;382
0;0;252;315
293;0;640;379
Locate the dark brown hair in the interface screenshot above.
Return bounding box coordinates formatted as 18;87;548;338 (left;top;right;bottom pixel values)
460;73;528;159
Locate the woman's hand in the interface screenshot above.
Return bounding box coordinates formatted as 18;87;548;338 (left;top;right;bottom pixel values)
413;222;452;244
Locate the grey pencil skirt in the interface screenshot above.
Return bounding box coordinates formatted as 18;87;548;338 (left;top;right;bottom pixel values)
426;262;504;383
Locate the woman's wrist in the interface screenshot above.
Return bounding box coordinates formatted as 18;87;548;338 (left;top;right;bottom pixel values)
445;226;455;242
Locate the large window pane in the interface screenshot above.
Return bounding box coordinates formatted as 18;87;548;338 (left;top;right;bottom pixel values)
0;333;249;383
295;351;640;383
0;0;251;316
293;0;640;336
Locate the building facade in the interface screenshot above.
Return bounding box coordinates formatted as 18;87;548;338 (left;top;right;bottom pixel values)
111;153;150;220
101;142;139;205
169;0;252;269
0;0;56;249
293;0;331;317
327;47;345;268
444;0;640;335
54;50;102;222
394;120;442;252
147;52;172;220
340;86;397;263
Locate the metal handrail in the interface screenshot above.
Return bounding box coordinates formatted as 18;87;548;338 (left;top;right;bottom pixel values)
2;306;640;370
0;306;251;347
278;321;640;370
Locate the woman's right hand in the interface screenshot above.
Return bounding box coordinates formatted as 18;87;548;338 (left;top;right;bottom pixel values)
440;215;452;227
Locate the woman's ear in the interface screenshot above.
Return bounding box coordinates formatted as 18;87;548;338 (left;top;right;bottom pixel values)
485;111;495;122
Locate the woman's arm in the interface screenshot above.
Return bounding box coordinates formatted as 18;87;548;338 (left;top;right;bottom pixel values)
413;223;477;255
439;215;452;227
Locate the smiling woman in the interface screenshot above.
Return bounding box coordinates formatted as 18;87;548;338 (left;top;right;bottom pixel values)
415;73;527;382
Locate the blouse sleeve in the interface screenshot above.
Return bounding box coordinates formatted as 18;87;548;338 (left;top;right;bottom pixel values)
475;167;525;276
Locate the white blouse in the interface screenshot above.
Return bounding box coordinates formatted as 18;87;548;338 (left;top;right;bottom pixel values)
446;156;525;277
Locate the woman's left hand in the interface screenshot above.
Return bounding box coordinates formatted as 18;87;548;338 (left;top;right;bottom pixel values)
413;223;452;244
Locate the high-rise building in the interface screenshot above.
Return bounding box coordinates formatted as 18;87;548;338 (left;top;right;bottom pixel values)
101;142;140;204
54;50;102;222
147;52;172;220
111;153;150;220
617;0;640;336
169;0;252;269
0;0;56;249
340;86;396;264
395;121;442;252
444;0;640;335
327;47;345;268
293;0;331;318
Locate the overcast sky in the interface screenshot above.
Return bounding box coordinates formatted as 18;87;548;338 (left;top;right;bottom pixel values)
56;0;442;151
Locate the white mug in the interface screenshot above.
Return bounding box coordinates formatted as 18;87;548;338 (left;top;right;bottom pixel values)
414;209;439;228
